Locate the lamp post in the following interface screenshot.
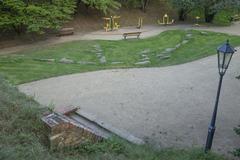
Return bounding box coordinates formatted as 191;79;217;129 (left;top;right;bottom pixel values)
205;40;237;152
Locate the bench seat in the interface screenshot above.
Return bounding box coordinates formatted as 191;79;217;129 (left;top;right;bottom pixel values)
123;32;142;40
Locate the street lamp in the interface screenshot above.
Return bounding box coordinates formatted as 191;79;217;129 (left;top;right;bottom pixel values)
205;40;237;152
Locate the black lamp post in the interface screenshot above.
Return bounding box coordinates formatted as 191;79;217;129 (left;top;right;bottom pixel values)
205;40;237;152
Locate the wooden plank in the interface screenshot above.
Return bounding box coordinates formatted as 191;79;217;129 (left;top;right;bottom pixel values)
123;32;141;40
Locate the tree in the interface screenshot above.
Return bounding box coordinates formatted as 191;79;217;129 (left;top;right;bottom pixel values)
170;0;196;21
170;0;240;23
118;0;150;12
198;0;240;23
0;0;76;34
141;0;150;12
81;0;121;15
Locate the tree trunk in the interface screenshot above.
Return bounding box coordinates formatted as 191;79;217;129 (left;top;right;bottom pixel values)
178;9;187;21
74;0;82;14
12;25;24;35
141;0;150;12
204;7;216;23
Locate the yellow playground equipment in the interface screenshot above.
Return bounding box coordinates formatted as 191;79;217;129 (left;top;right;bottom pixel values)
103;16;120;32
103;17;111;32
137;17;143;29
194;16;201;26
158;14;174;25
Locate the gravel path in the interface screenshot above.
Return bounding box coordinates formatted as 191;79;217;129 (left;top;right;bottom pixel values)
19;49;240;157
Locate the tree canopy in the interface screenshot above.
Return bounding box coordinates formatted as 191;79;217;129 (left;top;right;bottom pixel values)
170;0;196;21
81;0;121;15
170;0;240;22
0;0;76;34
1;0;240;34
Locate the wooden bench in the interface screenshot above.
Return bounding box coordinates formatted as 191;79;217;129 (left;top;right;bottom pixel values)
123;32;142;40
57;28;74;36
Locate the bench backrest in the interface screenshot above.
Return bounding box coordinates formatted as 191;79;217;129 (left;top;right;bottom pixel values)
123;32;141;36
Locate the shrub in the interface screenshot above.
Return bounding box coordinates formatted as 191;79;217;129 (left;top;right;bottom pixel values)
233;126;240;157
213;10;232;26
0;0;76;34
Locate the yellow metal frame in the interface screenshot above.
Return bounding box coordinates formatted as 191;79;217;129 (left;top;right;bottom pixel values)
137;17;143;29
102;16;120;32
158;14;174;25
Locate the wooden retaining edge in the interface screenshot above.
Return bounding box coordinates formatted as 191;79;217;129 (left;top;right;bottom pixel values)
42;112;105;140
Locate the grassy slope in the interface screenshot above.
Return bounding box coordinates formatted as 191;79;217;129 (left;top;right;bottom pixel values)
1;30;240;84
0;76;227;160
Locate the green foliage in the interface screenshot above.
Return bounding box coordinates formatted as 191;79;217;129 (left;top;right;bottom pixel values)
233;125;240;157
197;0;240;22
59;138;125;155
170;0;197;21
0;75;53;160
120;0;141;8
118;0;150;12
0;0;76;34
82;0;121;15
213;10;232;26
169;0;240;22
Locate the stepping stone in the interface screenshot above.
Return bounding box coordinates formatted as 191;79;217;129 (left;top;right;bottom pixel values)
96;53;102;58
160;51;170;54
93;44;103;52
165;48;176;52
135;61;150;65
157;54;171;59
59;58;74;64
181;40;189;44
99;56;107;64
159;55;171;60
156;54;164;57
93;44;101;48
140;57;150;61
200;31;208;35
175;44;181;48
78;61;96;65
139;49;151;54
111;62;124;65
186;34;193;38
34;58;55;62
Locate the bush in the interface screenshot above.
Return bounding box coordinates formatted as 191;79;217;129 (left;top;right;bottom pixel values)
213;10;232;26
233;126;240;157
0;0;76;34
82;0;121;15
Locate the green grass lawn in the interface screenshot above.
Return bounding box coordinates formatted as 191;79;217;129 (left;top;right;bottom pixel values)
1;30;240;84
0;76;227;160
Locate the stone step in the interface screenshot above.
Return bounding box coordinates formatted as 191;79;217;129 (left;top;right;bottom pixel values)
68;112;111;139
71;110;145;145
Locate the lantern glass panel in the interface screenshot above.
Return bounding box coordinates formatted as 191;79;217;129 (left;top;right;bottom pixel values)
219;52;233;69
